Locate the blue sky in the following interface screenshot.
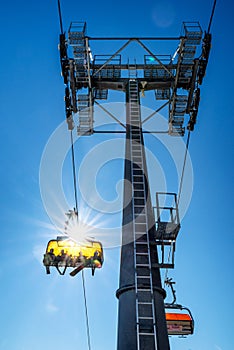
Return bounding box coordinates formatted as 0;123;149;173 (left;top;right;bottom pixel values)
0;1;233;350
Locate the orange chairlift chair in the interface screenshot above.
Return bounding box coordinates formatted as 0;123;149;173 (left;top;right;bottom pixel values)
165;304;194;336
164;278;194;336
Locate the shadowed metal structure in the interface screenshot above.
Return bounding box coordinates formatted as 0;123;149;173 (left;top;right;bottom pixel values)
59;21;212;136
115;80;169;349
56;3;214;345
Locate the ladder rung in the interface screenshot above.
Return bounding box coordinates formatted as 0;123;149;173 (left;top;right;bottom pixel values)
134;183;144;190
138;332;155;336
135;238;148;243
137;289;152;292
134;216;147;221
138;316;154;320
137;274;150;279
133;163;143;166
137;302;153;305
135;230;147;234
134;187;145;196
133;196;145;200
132;170;144;174
135;234;147;239
132;166;143;169
134;221;147;227
134;197;145;205
134;217;147;223
132;158;144;162
137;271;151;275
132;157;142;160
134;211;146;215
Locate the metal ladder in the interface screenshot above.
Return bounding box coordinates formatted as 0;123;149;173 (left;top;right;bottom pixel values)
128;80;158;349
128;59;137;78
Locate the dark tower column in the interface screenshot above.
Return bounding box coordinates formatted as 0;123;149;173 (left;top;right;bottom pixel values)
116;80;170;350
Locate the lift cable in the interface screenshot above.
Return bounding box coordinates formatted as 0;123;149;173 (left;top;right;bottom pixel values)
57;2;92;348
81;270;92;350
177;130;191;207
163;130;191;285
57;0;64;34
70;130;92;350
70;131;78;211
208;0;217;34
165;0;217;287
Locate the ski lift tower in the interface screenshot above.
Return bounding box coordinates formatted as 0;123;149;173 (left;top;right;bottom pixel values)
59;17;212;350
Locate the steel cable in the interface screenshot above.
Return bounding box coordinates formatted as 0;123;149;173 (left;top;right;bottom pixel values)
70;130;92;350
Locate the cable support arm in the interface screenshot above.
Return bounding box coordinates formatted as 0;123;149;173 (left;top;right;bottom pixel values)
87;36;181;41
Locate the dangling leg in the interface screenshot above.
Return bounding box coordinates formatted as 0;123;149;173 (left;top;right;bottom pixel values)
70;263;84;277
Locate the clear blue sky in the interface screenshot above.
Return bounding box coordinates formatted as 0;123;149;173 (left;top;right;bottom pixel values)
0;1;233;350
